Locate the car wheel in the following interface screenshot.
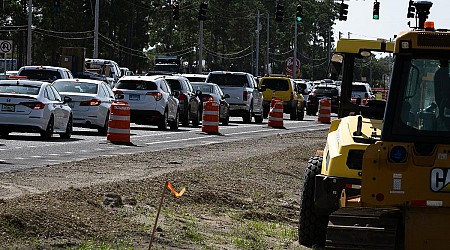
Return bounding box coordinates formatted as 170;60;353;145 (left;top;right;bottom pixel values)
297;106;305;121
192;109;200;127
243;106;252;124
60;115;73;139
98;112;109;136
298;156;328;248
169;110;179;130
290;106;298;120
40;115;54;140
158;109;169;130
255;112;263;124
181;107;190;127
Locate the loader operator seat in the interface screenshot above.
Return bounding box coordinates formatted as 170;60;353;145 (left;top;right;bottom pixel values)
434;61;450;130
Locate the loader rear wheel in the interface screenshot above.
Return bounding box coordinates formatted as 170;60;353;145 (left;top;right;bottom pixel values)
298;156;328;248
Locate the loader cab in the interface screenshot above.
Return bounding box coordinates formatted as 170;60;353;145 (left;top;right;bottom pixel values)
328;39;394;119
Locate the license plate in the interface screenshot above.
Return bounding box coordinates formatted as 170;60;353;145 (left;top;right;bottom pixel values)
2;104;15;112
129;94;140;101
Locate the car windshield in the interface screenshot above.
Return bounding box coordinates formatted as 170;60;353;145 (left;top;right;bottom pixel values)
19;70;61;81
314;87;338;95
261;79;289;91
192;84;213;93
0;84;40;95
207;74;247;87
116;80;157;90
53;81;98;94
352;85;368;92
166;79;182;91
186;77;206;82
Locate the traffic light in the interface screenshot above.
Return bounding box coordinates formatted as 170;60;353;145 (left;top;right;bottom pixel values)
54;0;61;13
83;0;91;16
407;0;415;18
373;1;380;20
296;4;303;22
172;1;180;21
275;2;284;23
338;1;348;21
198;2;208;21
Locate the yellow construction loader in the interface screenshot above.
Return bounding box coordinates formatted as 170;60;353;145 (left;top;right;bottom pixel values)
298;1;450;249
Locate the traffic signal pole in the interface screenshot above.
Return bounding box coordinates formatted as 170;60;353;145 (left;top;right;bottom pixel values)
255;10;260;76
198;20;203;73
293;20;297;79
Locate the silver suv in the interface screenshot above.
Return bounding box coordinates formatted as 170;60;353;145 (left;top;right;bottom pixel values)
17;66;74;82
206;71;264;123
113;75;179;130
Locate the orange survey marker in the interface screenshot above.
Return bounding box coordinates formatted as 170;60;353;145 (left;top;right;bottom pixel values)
166;181;186;198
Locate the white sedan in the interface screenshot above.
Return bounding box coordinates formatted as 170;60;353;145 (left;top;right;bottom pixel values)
0;79;73;139
53;79;115;135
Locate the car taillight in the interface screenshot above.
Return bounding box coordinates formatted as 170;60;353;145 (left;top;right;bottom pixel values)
21;102;45;110
309;92;316;97
364;93;369;99
243;91;248;101
178;93;187;103
147;92;163;101
202;95;214;102
80;99;101;106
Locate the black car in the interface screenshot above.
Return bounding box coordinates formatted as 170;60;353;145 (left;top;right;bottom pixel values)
306;84;341;115
165;75;201;127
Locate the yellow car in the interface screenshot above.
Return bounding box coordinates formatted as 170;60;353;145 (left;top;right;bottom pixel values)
258;75;305;120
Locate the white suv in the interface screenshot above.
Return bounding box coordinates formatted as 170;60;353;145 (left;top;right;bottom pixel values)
206;71;264;123
85;58;122;88
352;82;375;104
17;66;74;82
113;76;179;130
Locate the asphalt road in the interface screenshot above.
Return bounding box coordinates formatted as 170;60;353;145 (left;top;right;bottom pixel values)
0;114;331;172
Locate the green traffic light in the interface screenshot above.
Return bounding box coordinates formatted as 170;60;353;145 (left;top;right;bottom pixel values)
296;17;302;22
373;15;379;20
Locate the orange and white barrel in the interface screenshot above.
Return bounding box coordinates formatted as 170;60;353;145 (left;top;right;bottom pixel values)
268;98;284;128
107;100;131;144
202;101;220;134
318;98;331;124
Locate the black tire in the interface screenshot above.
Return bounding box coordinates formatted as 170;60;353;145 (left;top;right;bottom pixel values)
169;110;179;130
0;131;10;137
297;105;305;121
60;115;73;139
192;109;200;127
40;116;54;140
98;112;109;136
181;107;190;127
298;156;328;248
243;106;252;124
158;110;169;130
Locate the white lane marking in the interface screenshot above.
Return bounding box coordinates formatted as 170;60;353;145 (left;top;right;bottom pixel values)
30;156;42;158
64;152;73;154
14;157;25;160
48;154;60;156
0;149;6;151
15;147;22;149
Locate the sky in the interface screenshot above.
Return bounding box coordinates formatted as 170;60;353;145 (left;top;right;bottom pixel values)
332;0;450;44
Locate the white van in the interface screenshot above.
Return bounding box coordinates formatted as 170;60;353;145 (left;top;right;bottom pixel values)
85;58;122;87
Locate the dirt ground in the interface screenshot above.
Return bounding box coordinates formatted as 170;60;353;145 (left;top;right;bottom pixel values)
0;129;327;250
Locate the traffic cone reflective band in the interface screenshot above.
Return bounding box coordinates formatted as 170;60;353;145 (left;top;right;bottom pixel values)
107;100;131;144
202;101;219;134
318;97;331;124
351;98;368;105
268;98;284;128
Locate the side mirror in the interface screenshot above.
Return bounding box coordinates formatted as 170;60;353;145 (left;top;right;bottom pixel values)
116;94;124;99
63;96;72;103
327;53;343;80
259;85;267;92
173;90;180;98
224;94;230;99
196;90;202;96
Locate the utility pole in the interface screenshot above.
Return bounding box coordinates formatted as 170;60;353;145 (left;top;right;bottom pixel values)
255;10;260;77
266;12;270;75
327;26;331;70
26;0;32;65
93;0;99;58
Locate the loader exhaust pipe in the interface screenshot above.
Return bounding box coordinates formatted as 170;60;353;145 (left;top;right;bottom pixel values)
353;115;363;136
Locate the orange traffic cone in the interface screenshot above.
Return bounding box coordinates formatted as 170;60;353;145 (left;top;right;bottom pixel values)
202;100;220;134
318;98;331;124
268;98;284;128
107;100;132;144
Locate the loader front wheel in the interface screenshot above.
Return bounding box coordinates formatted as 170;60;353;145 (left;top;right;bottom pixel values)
298;156;328;248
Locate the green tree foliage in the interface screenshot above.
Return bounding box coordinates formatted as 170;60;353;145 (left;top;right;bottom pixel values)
0;0;342;79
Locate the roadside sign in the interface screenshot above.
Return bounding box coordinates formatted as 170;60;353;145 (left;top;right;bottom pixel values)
285;57;300;73
0;40;13;54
